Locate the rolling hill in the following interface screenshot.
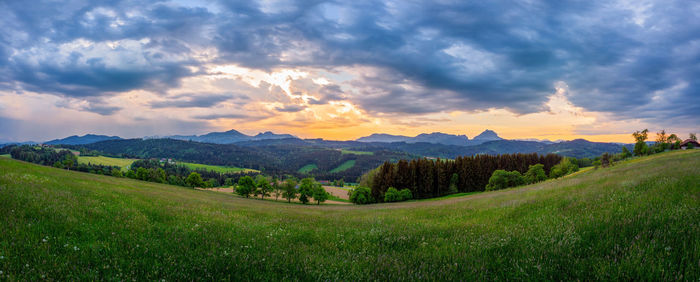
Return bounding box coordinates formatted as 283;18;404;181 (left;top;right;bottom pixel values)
0;150;697;280
45;134;122;145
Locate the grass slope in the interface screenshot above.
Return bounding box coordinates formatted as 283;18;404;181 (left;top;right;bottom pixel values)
340;149;374;155
329;159;356;173
297;163;317;173
77;156;138;171
180;161;259;173
0;150;698;280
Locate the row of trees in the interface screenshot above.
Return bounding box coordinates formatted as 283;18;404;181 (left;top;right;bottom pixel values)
234;176;329;205
485;158;579;191
127;159;260;188
359;153;563;202
632;129;696;156
7;145;121;175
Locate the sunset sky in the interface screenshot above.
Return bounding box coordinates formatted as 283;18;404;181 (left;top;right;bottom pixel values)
0;0;698;143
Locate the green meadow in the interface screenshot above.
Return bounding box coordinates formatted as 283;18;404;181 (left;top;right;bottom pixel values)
77;156;138;171
329;159;356;173
340;149;374;155
297;163;318;173
0;150;698;280
179;161;259;173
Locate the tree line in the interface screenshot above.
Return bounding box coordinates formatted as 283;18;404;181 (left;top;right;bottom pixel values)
6;145;121;175
359;153;563;202
127;159;259;188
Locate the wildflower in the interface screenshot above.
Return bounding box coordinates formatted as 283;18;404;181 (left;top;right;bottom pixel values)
73;246;79;251
42;238;48;243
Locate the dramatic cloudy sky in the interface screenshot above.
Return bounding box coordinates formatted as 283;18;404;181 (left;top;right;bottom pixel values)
0;0;698;142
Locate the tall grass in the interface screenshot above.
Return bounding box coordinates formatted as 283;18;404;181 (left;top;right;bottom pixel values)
0;150;697;280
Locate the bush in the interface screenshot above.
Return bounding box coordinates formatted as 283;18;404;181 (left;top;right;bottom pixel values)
486;170;525;191
350;186;374;204
633;141;648;156
384;187;401;202
549;158;579;178
399;189;412;201
524;164;547;184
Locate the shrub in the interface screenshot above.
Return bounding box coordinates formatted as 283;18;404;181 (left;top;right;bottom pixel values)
600;153;612;168
350;186;374;204
524;164;547;184
549;158;579;178
399;189;412;201
621;146;632;159
486;170;525;191
384;187;401;202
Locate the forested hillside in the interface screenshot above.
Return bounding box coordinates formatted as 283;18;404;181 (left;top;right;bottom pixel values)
73;139;415;180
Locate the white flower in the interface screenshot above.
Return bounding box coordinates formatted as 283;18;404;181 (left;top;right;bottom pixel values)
73;246;79;251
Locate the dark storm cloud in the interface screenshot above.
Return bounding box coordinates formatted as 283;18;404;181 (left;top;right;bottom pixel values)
83;104;122;115
149;93;239;108
275;104;306;113
2;0;699;127
0;0;209;98
208;0;699;123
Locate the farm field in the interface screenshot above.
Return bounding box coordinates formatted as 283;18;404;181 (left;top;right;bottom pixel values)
329;159;355;173
340;149;374;155
297;163;317;173
323;185;351;200
179;161;259;173
77;156;138;171
0;150;698;280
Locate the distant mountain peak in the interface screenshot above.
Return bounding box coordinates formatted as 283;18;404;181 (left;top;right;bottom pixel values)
473;129;502;141
166;129;297;144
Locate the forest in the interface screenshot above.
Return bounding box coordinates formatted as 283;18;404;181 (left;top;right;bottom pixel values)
361;153;563;201
68;138;414;181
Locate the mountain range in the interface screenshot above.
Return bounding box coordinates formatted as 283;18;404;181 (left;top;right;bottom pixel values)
45;134;121;145
355;129;502;145
5;129;632;160
164;129;297;144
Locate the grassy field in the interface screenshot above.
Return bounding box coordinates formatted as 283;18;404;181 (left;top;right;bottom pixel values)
340;149;374;155
297;163;318;173
77;156;138;171
179;162;259;173
0;154;10;158
0;150;698;280
329;159;356;173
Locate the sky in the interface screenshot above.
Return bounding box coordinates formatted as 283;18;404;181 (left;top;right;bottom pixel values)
0;0;698;143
